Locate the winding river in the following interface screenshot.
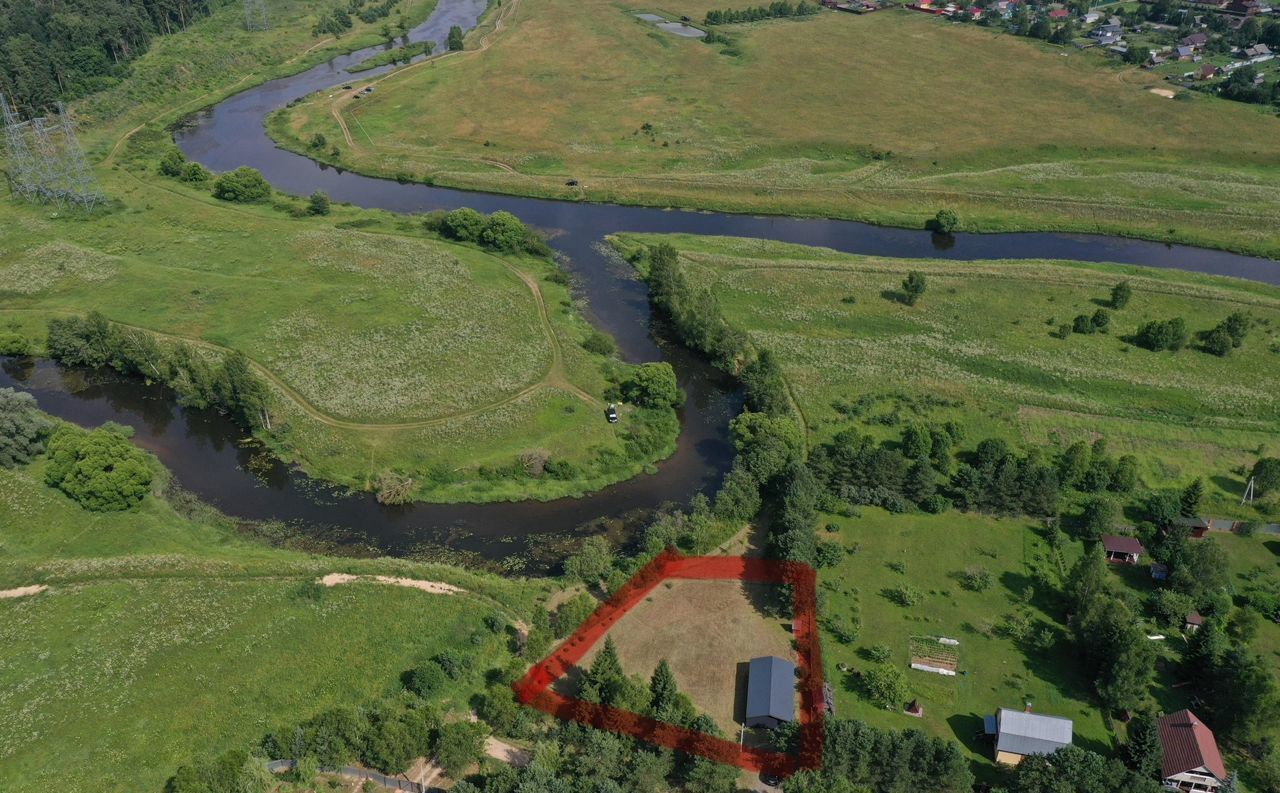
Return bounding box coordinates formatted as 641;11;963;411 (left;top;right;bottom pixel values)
5;0;1278;568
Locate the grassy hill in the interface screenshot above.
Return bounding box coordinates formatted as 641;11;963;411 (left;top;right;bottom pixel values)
613;232;1280;520
272;1;1280;256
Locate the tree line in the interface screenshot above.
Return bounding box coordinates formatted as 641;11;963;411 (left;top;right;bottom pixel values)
704;1;820;25
46;312;272;432
0;0;214;110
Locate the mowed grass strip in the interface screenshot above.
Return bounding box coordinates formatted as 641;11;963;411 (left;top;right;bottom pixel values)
275;0;1280;255
615;233;1280;518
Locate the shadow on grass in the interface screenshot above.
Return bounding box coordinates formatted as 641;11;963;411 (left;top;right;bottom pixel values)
733;660;750;725
1265;540;1280;558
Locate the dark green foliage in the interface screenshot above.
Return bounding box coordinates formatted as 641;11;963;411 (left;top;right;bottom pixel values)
581;329;617;357
948;438;1060;516
554;592;596;638
1079;496;1119;541
0;387;52;468
740;349;789;416
435;722;486;777
0;330;31;355
622;362;682;408
307;191;331;216
45;315;271;432
729;411;804;484
211;167;271;203
432;207;548;255
159;148;187;177
44;424;152;511
1074;595;1155;714
1134;317;1188;351
167;748;268;793
1011;745;1162;793
431;649;468;680
563;535;614;585
1180;477;1204;517
704;1;820;24
361;702;434;774
1196;646;1280;744
439;207;487;241
406;661;447;698
447;24;464;50
480;210;529;251
1111;280;1132;309
1252;457;1280;495
1122;711;1163;780
713;462;762;522
643;242;748;371
1202;312;1250;356
1169;538;1229;605
179;161;210;183
901;271;927;306
931;208;960;233
313;6;354;37
1202;326;1233;357
0;0;215;109
792;718;973;793
1073;310;1110;334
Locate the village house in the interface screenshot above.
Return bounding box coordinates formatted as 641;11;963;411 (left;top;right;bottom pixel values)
1242;43;1274;63
1184;612;1204;632
1102;534;1144;564
1224;0;1261;15
1158;710;1227;792
986;707;1074;766
1048;7;1070;19
1180;32;1209;48
744;656;795;730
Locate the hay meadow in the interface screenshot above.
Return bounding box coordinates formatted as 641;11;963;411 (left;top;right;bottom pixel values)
274;1;1280;256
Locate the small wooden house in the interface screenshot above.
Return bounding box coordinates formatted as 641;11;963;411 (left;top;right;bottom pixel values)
1102;534;1144;565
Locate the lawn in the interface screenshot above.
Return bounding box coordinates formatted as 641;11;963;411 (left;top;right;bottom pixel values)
613;233;1280;521
0;135;677;502
273;1;1280;256
568;579;794;737
0;457;548;793
816;507;1110;781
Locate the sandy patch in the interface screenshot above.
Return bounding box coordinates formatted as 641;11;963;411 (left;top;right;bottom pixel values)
485;736;531;767
1149;88;1176;99
318;574;462;595
0;585;48;600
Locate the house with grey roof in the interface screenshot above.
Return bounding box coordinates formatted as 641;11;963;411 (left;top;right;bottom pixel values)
744;656;795;729
985;707;1073;766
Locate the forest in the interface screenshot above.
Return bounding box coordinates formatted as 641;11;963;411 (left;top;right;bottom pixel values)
0;0;215;110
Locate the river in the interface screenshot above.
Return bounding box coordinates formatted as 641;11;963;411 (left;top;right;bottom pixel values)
5;0;1277;569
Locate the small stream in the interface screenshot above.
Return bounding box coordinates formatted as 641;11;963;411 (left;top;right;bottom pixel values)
7;0;1277;568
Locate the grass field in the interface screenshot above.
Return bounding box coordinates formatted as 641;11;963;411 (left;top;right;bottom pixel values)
0;455;548;793
0;130;679;502
815;508;1110;780
569;579;793;737
613;233;1280;521
273;0;1280;257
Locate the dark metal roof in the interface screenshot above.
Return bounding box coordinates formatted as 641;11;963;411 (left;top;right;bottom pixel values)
746;656;795;723
1159;709;1226;781
1101;534;1145;555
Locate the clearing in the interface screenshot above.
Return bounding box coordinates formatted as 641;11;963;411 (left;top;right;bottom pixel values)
613;233;1280;520
568;579;794;737
274;1;1280;257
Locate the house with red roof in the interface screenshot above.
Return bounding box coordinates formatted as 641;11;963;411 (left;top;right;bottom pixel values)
1158;710;1227;792
1047;7;1069;18
1101;534;1144;564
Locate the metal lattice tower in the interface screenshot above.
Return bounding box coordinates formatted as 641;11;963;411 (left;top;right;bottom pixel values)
0;94;104;212
1;93;39;202
244;0;270;31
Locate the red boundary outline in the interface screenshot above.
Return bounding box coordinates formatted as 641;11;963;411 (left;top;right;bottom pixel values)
512;549;824;776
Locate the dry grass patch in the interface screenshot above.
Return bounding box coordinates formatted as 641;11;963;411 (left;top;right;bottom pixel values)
572;579;794;735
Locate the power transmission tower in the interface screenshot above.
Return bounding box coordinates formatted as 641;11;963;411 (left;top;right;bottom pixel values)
0;94;104;212
1242;476;1255;506
244;0;270;31
1;93;39;201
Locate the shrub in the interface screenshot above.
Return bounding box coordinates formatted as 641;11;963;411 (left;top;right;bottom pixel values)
211;167;271;202
931;208;959;233
0;330;30;355
962;566;993;592
0;388;52;468
406;661;447;698
307;191;331;216
158;147;186;177
44;425;152;511
622;362;682;408
179;161;209;183
441;207;486;241
1252;458;1280;495
480;211;528;251
1079;496;1119;540
861;662;908;709
901;271;927;306
1111;280;1132;309
582;329;617;357
866;643;892;663
431;649;468;680
887;584;923;607
435;722;487;778
1134;317;1188;351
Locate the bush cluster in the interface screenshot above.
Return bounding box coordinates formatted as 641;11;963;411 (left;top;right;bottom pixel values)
425;208;551;256
704;0;819;24
44;424;152;511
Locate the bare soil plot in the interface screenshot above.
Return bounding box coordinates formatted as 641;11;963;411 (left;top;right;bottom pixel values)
570;579;794;736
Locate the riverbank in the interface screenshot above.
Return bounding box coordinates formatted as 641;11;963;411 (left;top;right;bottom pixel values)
267;2;1280;260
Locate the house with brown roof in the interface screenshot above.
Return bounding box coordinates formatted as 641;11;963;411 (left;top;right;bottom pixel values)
1102;534;1144;564
1184;611;1203;632
1158;710;1227;792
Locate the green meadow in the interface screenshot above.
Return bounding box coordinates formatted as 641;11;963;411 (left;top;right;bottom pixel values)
613;233;1280;520
274;1;1280;256
0;456;548;793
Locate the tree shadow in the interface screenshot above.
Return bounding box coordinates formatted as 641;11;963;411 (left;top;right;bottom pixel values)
930;231;956;251
733;661;751;725
1210;474;1242;496
881;288;909;305
1265;540;1280;558
946;712;990;759
998;570;1054;613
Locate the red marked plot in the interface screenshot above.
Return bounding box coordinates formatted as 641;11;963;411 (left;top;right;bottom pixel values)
512;549;824;776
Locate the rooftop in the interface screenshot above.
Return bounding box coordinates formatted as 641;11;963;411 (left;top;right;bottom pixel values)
995;708;1073;757
745;656;796;724
1102;535;1145;555
1158;709;1226;781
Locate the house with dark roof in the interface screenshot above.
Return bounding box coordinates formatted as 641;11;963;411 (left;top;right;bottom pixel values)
744;656;795;729
1102;535;1144;564
1158;710;1227;791
1181;32;1209;48
985;707;1073;766
1184;611;1204;632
